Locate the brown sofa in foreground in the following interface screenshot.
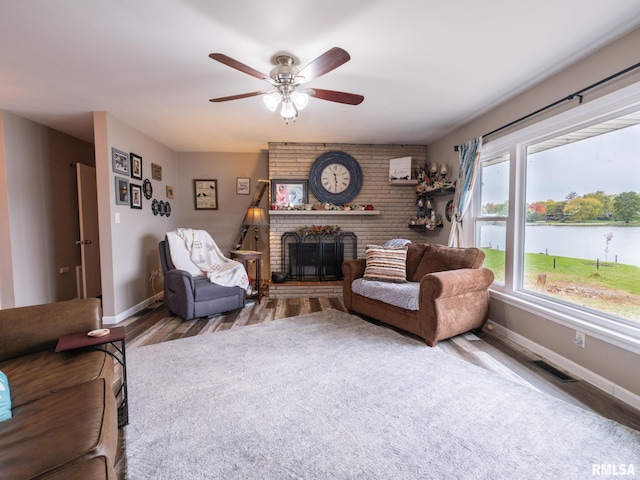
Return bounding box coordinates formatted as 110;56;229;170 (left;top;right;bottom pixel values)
342;243;494;346
0;298;118;479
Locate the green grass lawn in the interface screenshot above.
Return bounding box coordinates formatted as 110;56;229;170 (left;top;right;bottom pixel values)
481;248;640;320
483;248;506;284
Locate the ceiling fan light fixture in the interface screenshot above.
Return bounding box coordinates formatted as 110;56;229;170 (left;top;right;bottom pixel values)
280;99;297;121
263;90;281;112
291;90;309;110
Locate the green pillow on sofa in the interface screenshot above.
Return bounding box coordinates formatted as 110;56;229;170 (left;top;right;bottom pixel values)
363;244;408;283
0;371;11;421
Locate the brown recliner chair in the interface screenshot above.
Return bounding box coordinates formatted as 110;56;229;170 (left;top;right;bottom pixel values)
158;239;246;320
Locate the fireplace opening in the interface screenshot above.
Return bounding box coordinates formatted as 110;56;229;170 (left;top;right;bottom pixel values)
281;231;357;281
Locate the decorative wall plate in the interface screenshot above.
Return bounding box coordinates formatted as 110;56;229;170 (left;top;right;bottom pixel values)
158;200;166;216
445;199;454;222
151;198;159;215
143;178;153;199
164;202;171;217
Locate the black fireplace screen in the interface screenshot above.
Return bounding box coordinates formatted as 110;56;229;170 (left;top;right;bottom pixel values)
281;232;357;281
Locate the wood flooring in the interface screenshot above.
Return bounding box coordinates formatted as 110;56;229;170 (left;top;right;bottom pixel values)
113;297;640;478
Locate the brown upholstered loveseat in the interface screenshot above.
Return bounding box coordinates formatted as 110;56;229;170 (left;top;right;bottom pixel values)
342;243;494;346
0;298;118;479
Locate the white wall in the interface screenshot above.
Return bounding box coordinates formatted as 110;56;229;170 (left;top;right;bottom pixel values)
0;110;266;320
176;151;269;258
428;27;640;400
0;112;13;308
94;112;179;322
0;112;55;307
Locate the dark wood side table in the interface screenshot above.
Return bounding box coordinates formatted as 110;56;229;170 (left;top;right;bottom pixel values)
231;250;263;304
55;326;128;428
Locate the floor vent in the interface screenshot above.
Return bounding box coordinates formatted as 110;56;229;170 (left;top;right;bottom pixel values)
532;360;577;382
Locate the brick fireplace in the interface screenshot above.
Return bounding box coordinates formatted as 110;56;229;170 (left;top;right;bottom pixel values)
267;142;430;297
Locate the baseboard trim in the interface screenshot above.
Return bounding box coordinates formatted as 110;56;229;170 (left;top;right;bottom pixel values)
487;320;640;412
102;292;163;325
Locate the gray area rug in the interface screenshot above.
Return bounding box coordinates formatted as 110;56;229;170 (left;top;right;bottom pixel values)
125;310;640;479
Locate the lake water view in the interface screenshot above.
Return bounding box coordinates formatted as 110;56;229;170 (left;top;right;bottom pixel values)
480;224;640;268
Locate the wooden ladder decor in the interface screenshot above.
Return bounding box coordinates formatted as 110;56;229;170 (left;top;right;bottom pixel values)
232;179;270;251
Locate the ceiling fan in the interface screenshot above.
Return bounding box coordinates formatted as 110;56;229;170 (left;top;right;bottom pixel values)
208;47;364;122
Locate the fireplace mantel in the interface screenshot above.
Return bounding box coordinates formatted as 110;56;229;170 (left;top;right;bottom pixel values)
269;210;380;216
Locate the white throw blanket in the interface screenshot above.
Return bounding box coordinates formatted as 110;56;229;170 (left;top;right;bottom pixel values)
166;228;249;290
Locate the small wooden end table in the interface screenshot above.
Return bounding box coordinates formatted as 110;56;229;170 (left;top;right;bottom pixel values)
231;250;263;304
55;326;128;428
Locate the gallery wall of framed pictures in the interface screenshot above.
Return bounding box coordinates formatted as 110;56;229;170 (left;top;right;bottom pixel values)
111;147;171;217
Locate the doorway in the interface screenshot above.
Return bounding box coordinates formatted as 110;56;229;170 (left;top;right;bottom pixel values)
76;163;102;298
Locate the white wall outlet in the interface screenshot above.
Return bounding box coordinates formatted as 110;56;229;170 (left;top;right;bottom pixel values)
149;269;162;283
573;331;586;348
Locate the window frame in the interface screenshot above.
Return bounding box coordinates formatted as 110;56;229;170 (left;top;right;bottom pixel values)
473;152;512;286
469;81;640;354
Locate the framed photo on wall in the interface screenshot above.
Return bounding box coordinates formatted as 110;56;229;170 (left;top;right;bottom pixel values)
115;177;129;205
236;177;250;195
271;179;308;208
130;153;142;180
112;148;129;176
194;179;218;210
151;163;162;181
130;183;142;209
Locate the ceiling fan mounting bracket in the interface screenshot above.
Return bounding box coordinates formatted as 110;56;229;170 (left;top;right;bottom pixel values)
271;56;299;85
275;55;294;67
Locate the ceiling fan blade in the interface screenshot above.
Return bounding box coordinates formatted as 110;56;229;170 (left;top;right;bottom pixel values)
209;91;265;102
297;47;351;82
311;88;364;105
209;53;272;82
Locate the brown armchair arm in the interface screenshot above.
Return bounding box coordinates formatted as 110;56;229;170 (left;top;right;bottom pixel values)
342;259;366;311
420;267;494;299
417;268;494;346
342;258;366;282
0;298;102;361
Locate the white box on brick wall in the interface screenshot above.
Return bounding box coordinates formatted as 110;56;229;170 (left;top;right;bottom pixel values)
389;156;412;180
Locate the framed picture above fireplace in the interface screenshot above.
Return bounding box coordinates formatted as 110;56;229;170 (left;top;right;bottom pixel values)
271;179;308;208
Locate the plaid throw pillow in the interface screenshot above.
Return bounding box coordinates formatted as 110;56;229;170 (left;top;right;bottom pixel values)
363;244;408;283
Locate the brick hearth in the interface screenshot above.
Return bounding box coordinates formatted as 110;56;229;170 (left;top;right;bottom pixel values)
266;280;343;299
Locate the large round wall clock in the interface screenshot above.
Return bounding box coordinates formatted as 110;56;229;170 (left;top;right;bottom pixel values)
308;151;362;205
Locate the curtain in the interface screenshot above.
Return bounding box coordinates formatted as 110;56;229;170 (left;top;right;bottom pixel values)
448;136;483;247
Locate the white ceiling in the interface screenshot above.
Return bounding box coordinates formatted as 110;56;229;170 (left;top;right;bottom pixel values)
2;0;640;153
